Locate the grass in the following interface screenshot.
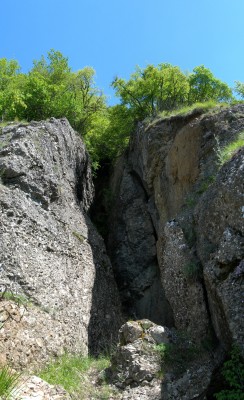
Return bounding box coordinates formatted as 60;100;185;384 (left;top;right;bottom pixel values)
183;262;202;282
158;100;220;119
0;365;22;399
216;131;244;166
196;175;216;195
38;353;116;399
0;290;31;307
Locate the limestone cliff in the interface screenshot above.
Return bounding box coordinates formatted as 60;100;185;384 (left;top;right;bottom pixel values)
108;104;244;396
0;118;122;370
0;106;243;399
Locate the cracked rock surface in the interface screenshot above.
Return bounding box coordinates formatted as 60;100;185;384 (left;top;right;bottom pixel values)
0;118;122;369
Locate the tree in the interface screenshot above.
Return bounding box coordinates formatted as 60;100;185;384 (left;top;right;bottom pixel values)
112;63;189;119
188;66;233;104
0;58;20;90
0;59;27;120
32;49;70;84
23;72;52;120
234;81;244;98
65;67;106;132
84;104;134;169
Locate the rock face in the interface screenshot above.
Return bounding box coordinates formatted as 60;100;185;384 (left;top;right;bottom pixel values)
106;320;166;400
108;159;174;325
108;104;244;397
195;146;244;350
0;118;122;370
13;375;71;400
106;320;223;400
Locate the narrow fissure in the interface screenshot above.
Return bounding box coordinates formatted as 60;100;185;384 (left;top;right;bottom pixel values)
90;162;174;327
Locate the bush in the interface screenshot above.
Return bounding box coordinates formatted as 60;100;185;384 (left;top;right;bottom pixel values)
214;346;244;400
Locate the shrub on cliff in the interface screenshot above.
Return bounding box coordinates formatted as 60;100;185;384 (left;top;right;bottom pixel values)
214;346;244;400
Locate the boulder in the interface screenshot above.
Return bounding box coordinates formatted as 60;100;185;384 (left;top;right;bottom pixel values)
106;320;168;397
0;118;122;369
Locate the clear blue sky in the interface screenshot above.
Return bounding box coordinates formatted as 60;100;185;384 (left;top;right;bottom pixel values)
1;0;243;104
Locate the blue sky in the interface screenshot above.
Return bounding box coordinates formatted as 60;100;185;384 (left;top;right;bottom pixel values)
1;0;243;104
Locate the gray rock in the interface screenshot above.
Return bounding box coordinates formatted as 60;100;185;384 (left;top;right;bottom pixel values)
106;321;164;389
148;325;170;344
158;221;209;340
119;321;143;344
108;104;244;398
0;118;122;369
12;374;71;399
195;147;244;351
108;159;174;326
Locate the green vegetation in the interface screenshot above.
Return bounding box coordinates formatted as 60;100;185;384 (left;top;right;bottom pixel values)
216;131;244;166
0;290;30;306
235;81;244;99
183;262;202;282
214;346;244;400
156;332;201;374
72;231;85;243
39;353;115;399
196;175;216;195
112;65;232;122
0;51;237;170
0;365;21;399
159;100;220;118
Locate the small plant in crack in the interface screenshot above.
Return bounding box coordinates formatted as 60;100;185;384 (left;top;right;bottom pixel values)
183;262;202;282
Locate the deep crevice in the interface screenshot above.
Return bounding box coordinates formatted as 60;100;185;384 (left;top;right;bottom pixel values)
89;161;174;326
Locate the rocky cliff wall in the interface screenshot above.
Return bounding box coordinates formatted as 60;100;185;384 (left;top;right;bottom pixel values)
108;105;244;350
0;118;122;370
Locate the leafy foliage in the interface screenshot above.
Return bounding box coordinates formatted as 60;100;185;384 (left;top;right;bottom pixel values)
112;63;233;122
0;50;106;134
0;52;237;168
158;100;219;119
214;346;244;400
0;290;30;306
188;66;233;104
112;63;190;120
235;81;244;98
84;104;133;169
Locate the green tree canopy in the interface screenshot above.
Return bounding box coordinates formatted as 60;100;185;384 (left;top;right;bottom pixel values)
0;54;238;169
112;63;190;120
188;65;233;103
0;50;106;136
112;63;233;122
0;59;27;120
235;81;244;98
